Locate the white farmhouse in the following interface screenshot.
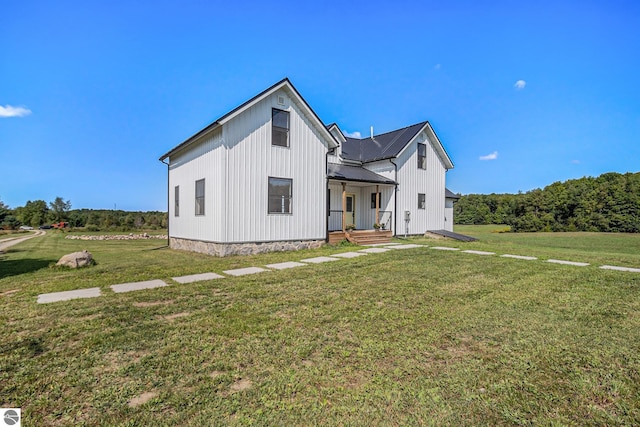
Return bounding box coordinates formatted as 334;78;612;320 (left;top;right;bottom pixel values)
159;78;457;256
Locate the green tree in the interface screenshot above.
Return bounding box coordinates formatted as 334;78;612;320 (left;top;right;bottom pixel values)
49;197;72;222
15;200;49;227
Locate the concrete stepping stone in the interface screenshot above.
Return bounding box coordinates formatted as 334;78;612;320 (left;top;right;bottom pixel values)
462;250;495;255
547;259;589;267
501;254;538;260
388;244;424;250
358;247;391;254
37;287;101;304
265;261;307;270
300;256;340;264
111;279;169;293
223;267;269;276
430;246;460;251
173;272;224;284
330;251;368;258
600;265;640;273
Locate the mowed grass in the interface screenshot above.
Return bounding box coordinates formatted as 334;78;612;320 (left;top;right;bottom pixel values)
1;229;639;425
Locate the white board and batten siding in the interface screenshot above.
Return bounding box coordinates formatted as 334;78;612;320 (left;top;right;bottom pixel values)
168;128;226;242
169;88;330;244
395;131;447;234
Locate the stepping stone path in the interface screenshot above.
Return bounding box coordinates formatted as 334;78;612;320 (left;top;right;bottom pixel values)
37;287;101;304
501;254;537;260
300;256;340;264
600;265;640;273
111;279;169;293
173;272;224;284
462;250;495;255
331;251;367;258
34;241;640;304
358;247;391;254
265;261;307;270
223;267;268;276
547;259;590;267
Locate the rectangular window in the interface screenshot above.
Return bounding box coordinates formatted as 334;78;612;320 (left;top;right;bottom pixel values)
418;193;426;210
174;185;180;217
268;177;292;214
417;143;426;169
195;179;205;216
371;192;381;209
272;108;290;147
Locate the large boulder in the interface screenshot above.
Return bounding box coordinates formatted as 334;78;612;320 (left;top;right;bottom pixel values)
56;250;94;268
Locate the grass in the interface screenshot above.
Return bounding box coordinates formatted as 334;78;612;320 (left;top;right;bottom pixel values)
1;228;640;425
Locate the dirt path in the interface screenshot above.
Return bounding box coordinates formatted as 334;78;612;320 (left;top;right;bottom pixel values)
0;230;46;253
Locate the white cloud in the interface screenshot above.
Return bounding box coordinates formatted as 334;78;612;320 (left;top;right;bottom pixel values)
434;63;441;70
514;80;526;90
479;151;498;161
344;130;361;138
0;105;32;118
571;159;580;164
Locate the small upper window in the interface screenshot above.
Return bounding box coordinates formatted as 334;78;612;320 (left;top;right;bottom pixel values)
418;143;426;169
418;193;426;210
371;192;381;209
174;185;180;217
268;177;292;214
272;108;290;147
195;179;205;216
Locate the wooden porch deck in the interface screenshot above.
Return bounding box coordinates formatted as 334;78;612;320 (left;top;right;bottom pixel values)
329;229;393;245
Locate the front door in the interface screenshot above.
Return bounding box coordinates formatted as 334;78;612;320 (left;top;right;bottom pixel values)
346;194;356;228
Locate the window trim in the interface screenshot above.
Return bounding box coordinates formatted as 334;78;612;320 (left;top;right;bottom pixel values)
268;176;293;215
174;185;180;217
195;179;205;216
418;193;426;210
271;108;290;148
417;143;427;169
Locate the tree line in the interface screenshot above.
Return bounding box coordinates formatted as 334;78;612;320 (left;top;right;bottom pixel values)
0;196;167;231
454;172;640;232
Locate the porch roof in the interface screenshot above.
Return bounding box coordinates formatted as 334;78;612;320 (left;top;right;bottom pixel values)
327;163;396;185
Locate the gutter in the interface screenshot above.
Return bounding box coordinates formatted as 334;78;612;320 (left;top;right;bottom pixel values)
325;150;330;243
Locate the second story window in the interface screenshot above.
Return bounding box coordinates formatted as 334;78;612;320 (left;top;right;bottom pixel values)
417;143;426;169
272;108;290;147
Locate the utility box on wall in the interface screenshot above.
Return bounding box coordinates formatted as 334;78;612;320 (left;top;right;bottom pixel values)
404;210;411;221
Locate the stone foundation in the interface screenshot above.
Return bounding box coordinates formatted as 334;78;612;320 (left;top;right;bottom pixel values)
170;237;325;257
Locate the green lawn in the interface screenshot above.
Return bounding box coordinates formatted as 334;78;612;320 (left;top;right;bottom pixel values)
1;229;640;425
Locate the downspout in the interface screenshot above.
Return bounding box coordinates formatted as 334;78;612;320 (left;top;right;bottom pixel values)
390;158;398;237
161;158;170;247
325;150;330;243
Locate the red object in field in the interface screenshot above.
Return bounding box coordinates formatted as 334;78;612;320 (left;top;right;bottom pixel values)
52;222;69;229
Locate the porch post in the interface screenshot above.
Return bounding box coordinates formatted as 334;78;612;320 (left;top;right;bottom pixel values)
341;182;346;232
375;184;380;225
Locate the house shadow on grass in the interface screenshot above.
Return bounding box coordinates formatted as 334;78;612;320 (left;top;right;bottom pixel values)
0;258;54;279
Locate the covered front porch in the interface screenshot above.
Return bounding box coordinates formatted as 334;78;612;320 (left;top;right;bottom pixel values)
327;163;396;244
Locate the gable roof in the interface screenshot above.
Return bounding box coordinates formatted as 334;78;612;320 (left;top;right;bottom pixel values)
159;78;338;161
341;121;454;169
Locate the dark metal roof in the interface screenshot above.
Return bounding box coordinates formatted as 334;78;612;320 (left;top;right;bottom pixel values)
341;122;428;162
445;188;461;199
427;229;477;242
327;163;396;185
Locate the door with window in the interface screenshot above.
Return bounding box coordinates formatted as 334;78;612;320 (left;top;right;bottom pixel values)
346;194;356;228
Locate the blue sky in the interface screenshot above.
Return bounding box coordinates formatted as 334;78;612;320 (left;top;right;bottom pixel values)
2;0;639;211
